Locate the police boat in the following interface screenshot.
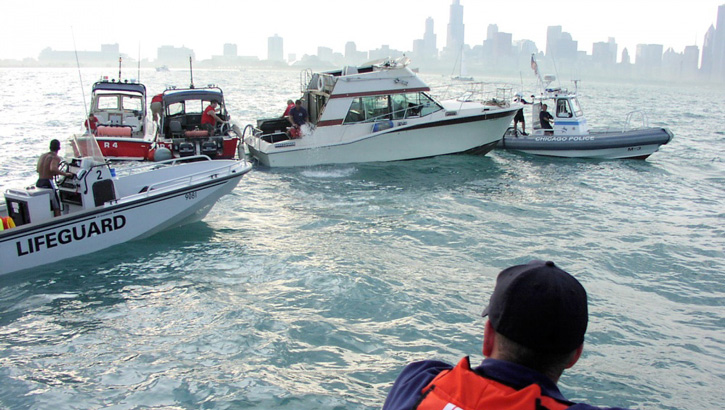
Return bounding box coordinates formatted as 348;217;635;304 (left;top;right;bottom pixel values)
0;133;252;276
499;56;673;160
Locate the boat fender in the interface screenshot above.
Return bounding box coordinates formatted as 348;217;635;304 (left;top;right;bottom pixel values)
317;76;324;91
154;147;173;162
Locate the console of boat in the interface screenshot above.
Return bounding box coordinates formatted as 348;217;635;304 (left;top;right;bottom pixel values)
244;57;520;167
0;134;252;275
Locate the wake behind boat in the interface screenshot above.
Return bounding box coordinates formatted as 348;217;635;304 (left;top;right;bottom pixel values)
499;55;673;160
244;58;520;167
0;134;252;275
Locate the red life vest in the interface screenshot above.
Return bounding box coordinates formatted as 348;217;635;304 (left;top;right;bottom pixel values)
415;357;571;410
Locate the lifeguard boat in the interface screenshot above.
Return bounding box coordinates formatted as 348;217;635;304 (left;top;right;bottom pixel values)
0;133;252;275
244;57;520;167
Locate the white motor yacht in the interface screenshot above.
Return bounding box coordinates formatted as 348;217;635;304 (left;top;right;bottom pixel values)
245;58;520;167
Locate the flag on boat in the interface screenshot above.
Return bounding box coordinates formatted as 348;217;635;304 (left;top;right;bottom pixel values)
531;54;539;76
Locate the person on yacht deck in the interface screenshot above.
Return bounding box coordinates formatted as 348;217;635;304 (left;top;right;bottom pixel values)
287;100;308;138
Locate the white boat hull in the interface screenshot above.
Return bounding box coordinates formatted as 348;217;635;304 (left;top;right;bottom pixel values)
1;160;251;275
248;109;518;167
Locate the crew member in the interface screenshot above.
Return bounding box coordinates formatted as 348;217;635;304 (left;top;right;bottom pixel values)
150;93;163;122
36;139;73;217
513;93;531;136
540;103;554;132
84;114;99;134
383;260;634;410
287;99;308;138
201;101;225;134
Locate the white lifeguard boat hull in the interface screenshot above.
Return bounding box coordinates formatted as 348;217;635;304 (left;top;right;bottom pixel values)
1;155;252;275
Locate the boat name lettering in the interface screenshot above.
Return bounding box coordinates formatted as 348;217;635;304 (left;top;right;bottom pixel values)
15;215;127;257
534;136;595;142
103;142;119;148
274;142;296;148
185;191;198;200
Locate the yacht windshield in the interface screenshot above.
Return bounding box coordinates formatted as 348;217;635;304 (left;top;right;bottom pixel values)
343;92;442;124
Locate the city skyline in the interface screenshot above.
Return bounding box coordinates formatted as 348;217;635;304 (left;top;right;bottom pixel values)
2;0;721;63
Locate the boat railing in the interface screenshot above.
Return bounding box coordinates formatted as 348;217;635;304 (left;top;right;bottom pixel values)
623;110;650;131
430;82;513;107
115;160;244;204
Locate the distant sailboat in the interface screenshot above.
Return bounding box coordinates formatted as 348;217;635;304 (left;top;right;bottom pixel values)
451;48;474;81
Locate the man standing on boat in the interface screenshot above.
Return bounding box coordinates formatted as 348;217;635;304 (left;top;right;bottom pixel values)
150;93;163;122
287;99;308;138
201;100;225;134
84;113;99;134
36;139;73;217
513;93;531;136
383;260;633;410
540;103;554;133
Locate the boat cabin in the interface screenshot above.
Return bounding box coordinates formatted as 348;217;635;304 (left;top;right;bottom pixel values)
255;61;444;143
532;91;588;135
91;79;147;136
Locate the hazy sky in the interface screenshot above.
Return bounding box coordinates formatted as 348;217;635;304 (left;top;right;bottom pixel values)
3;0;722;61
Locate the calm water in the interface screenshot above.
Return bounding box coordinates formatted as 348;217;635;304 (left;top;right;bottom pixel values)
0;68;723;410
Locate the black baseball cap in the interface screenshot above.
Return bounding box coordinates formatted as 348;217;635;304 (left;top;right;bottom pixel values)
482;260;588;354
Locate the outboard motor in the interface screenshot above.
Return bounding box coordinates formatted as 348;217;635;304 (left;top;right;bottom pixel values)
201;140;218;158
178;142;195;157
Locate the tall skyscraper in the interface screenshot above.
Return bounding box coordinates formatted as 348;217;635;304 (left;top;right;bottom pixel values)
424;17;438;59
223;44;237;57
713;4;725;81
267;34;283;62
444;0;465;59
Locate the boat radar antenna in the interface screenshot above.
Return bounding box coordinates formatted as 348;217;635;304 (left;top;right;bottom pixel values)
118;57;122;82
137;43;141;82
189;56;195;89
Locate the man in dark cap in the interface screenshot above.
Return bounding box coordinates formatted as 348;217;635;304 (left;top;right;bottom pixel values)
382;260;632;410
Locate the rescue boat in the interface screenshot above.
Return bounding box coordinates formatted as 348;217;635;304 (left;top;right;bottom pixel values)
0;133;252;275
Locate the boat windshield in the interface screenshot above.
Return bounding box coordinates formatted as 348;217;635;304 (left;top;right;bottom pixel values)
71;133;106;163
571;97;583;117
343;92;442;124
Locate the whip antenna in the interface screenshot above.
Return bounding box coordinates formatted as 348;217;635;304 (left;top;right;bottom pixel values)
189;56;194;88
71;27;89;124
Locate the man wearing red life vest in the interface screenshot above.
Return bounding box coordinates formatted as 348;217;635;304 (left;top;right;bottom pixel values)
201;100;224;134
383;260;632;410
